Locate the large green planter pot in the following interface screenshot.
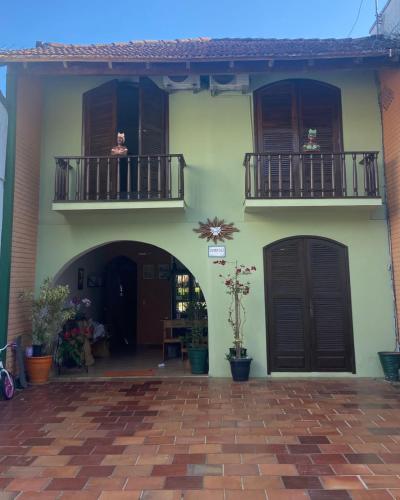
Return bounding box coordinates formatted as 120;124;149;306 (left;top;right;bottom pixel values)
378;352;400;381
229;358;252;382
188;347;208;375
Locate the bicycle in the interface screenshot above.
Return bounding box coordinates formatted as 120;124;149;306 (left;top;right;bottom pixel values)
0;343;16;400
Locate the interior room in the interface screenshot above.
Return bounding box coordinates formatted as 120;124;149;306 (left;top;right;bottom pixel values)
54;241;208;378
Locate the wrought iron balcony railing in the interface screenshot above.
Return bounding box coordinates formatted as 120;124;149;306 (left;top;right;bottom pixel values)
243;152;380;199
54;154;186;202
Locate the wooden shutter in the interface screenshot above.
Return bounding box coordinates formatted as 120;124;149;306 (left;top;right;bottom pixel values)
255;80;342;197
256;82;298;196
83;80;118;198
265;237;354;373
266;239;309;371
138;77;167;196
307;239;354;371
83;80;118;156
298;81;342;196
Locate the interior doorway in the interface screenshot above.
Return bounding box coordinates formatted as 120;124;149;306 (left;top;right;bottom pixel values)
104;256;137;353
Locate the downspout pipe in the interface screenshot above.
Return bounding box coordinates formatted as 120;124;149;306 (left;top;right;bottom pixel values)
0;72;17;354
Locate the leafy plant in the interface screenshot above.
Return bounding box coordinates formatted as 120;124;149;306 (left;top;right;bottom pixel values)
56;326;91;367
185;296;207;348
214;260;256;359
21;278;74;355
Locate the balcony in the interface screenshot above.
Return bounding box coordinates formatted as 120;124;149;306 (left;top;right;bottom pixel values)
52;154;186;212
243;151;382;212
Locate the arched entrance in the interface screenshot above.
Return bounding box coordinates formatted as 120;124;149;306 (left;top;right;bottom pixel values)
264;236;355;373
54;241;208;376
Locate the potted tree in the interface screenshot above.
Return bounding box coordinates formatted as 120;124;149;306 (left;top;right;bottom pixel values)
22;278;73;384
214;259;256;382
186;299;208;375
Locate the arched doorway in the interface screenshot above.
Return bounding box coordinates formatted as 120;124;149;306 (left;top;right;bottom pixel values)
54;241;208;376
264;237;355;373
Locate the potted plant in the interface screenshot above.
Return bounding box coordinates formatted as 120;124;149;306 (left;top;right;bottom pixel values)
21;278;74;384
214;259;256;382
378;328;400;381
186;299;208;375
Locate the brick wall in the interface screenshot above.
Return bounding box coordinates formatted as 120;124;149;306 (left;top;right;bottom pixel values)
6;75;42;368
380;69;400;330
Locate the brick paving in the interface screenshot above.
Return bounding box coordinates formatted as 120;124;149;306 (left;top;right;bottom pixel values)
1;378;400;499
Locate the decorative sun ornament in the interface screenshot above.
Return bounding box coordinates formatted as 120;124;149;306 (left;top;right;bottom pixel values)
193;217;239;244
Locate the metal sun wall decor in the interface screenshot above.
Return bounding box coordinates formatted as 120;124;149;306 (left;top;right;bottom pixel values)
193;217;239;244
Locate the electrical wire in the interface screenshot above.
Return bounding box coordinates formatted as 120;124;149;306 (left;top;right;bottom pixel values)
347;0;366;37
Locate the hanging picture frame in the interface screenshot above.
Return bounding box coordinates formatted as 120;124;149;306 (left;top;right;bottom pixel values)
143;264;155;280
158;263;170;280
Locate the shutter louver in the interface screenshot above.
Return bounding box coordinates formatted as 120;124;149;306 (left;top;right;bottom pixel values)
267;240;308;371
260;88;296;196
83;80;118;199
308;239;352;371
139;78;168;197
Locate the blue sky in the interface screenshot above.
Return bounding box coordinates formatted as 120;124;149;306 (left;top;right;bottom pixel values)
0;0;380;94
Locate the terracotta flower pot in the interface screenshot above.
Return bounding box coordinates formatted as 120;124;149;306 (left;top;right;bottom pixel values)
25;355;53;384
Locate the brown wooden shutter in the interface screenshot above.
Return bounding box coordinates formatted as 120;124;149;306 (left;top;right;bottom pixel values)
307;239;354;372
83;80;118;199
266;239;309;371
298;81;342;196
265;237;355;374
138;77;167;196
139;77;167;155
83;80;118;156
256;82;298;196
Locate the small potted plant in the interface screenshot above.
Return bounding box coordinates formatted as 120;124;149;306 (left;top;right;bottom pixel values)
21;278;74;384
214;259;256;382
186;298;208;374
378;328;400;381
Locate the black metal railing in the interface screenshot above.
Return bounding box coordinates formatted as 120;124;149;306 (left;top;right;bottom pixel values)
54;154;186;202
243;152;380;199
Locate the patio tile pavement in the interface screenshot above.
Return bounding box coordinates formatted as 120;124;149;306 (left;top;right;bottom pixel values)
1;378;400;497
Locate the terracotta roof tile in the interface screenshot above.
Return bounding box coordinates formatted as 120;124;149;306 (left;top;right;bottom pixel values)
0;36;398;63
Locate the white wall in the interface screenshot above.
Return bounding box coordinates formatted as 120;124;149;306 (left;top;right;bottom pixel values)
371;0;400;35
0;94;8;251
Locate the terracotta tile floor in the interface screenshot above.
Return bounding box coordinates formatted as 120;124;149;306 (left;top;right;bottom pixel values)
1;378;400;499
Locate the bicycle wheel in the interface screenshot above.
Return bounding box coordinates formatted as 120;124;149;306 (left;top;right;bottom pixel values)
1;371;15;400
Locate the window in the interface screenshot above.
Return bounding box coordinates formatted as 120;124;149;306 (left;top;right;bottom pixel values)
254;79;343;197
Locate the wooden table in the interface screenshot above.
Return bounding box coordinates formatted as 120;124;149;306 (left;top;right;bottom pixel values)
162;319;208;361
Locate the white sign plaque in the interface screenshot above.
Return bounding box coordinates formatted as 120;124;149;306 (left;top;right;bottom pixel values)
208;246;226;258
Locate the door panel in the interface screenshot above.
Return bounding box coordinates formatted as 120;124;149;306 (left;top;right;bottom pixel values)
266;239;309;371
307;239;353;371
265;237;354;373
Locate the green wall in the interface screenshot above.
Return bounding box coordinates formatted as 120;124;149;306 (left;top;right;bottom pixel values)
35;70;395;377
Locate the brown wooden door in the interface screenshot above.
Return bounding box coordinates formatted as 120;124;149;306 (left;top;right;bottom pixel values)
83;80;118;199
254;80;342;197
139;77;168;197
265;237;354;373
